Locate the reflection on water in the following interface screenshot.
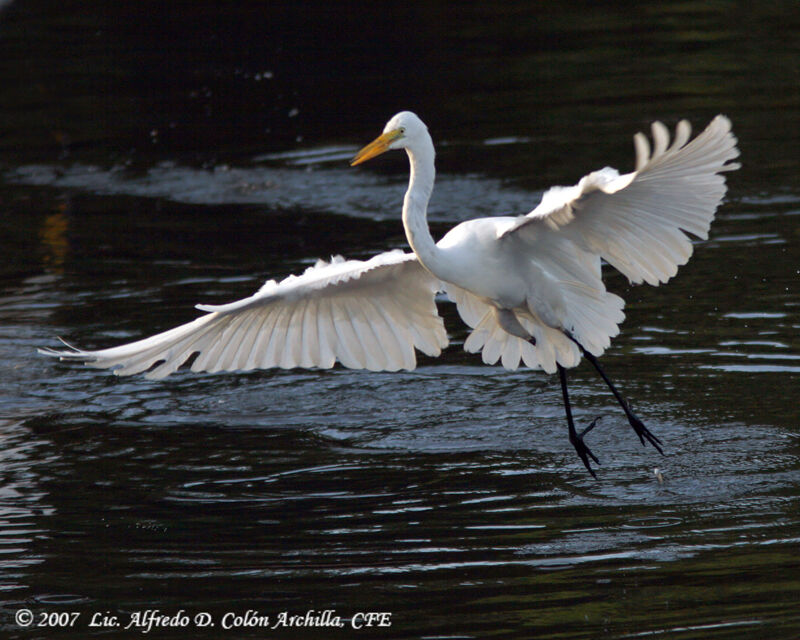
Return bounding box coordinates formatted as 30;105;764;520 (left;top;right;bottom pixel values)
0;420;53;597
6;160;538;223
1;0;799;638
38;203;70;273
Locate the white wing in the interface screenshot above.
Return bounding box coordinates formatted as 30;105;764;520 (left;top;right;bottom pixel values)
444;233;625;373
40;250;448;379
499;115;740;285
448;115;739;371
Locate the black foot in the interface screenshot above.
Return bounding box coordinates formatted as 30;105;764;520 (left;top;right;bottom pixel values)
628;413;664;455
564;331;666;457
569;417;601;478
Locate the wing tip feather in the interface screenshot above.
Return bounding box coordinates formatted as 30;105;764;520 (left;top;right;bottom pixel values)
38;337;97;363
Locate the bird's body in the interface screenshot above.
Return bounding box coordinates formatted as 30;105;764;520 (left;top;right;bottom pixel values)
439;218;529;306
42;111;740;475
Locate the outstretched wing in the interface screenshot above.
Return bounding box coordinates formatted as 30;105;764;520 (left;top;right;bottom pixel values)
447;115;739;371
40;250;448;379
499;115;740;285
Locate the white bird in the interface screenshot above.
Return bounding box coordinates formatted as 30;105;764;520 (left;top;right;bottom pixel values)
41;111;739;476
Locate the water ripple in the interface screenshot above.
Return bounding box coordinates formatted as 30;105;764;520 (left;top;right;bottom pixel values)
5;162;538;224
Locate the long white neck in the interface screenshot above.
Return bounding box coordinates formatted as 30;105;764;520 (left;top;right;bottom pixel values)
402;135;447;276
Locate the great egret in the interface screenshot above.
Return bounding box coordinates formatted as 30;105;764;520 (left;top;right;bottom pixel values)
41;112;739;476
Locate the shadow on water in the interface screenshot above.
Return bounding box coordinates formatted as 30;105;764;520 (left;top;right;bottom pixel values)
1;1;799;638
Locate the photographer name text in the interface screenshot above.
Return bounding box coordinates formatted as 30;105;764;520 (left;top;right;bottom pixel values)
14;608;391;633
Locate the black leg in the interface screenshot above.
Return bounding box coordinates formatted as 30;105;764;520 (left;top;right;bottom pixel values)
558;364;600;478
565;333;664;454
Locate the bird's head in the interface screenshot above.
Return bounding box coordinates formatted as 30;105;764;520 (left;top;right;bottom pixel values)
350;111;428;166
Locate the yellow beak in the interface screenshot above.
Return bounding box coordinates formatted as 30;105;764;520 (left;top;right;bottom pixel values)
350;129;403;166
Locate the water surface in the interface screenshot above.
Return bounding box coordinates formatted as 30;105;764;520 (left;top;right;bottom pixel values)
1;2;799;638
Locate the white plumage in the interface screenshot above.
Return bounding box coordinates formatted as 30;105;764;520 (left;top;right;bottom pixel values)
42;250;446;379
41;112;739;474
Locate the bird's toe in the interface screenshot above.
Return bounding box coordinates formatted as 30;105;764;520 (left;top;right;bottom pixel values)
628;414;664;454
569;421;601;477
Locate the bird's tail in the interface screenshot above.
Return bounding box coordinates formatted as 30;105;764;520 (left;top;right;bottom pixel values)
444;280;624;373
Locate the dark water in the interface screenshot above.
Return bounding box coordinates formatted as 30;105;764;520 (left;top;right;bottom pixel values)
1;1;799;638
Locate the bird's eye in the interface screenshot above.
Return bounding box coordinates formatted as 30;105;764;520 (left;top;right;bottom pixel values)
399;127;406;134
